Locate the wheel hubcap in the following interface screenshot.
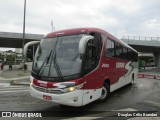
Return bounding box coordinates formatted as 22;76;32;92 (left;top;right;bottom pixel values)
100;86;107;100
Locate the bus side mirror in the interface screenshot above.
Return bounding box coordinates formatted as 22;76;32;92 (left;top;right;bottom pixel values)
79;35;94;54
23;41;40;61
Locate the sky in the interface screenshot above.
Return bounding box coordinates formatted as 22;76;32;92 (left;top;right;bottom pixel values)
0;0;160;51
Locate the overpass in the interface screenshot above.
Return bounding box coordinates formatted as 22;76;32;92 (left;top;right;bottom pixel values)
121;36;160;67
0;32;160;67
0;32;43;48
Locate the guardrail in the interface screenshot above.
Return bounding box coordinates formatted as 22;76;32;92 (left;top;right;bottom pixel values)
122;36;160;42
0;32;44;40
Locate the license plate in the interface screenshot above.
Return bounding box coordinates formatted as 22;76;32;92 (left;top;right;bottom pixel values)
43;95;52;100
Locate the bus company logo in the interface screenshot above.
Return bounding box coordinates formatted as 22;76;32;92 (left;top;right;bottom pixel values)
45;89;50;93
1;112;42;118
102;63;109;68
116;62;125;68
37;80;47;87
37;80;47;84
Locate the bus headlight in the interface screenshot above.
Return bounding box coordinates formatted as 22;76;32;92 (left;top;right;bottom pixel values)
69;87;76;92
63;82;86;93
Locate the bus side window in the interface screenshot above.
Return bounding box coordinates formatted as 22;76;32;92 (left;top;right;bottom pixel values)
121;47;128;60
115;43;123;59
105;39;115;58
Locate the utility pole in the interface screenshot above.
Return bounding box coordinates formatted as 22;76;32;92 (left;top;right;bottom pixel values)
51;19;55;32
22;0;26;66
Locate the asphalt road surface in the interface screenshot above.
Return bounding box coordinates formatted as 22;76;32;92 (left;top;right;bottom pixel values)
0;78;160;120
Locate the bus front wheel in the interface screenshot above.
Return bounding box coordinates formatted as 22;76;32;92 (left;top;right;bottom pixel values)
98;83;110;102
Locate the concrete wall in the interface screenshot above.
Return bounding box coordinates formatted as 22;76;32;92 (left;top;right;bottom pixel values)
153;52;160;67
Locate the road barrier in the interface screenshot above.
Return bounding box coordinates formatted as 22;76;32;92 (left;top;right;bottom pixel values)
138;73;160;80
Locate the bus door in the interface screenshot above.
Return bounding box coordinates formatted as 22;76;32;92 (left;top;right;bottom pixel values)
82;32;102;104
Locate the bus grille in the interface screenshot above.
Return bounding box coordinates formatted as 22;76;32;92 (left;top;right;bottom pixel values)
32;84;65;94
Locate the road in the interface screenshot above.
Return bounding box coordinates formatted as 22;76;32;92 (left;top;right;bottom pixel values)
0;78;160;120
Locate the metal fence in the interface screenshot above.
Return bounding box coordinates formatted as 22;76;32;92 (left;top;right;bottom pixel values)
122;36;160;42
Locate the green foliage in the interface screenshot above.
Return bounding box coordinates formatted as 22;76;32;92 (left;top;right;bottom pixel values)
6;55;15;64
0;54;15;64
0;56;3;61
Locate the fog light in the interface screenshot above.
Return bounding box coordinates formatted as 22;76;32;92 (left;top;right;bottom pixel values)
73;97;78;102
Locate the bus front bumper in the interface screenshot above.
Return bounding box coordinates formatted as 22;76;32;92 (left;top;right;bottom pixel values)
30;85;84;107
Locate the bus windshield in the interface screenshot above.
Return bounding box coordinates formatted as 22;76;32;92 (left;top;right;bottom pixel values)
32;34;84;81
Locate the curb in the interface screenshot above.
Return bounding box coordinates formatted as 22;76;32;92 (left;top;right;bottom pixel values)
0;76;30;81
0;76;30;86
10;81;30;86
138;73;160;80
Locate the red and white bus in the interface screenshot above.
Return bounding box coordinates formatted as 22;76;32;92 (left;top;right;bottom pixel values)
24;28;138;106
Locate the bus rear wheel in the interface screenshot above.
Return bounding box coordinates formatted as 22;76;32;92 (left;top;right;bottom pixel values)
98;83;110;102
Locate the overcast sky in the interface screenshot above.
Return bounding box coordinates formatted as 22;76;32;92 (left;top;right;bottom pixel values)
0;0;160;50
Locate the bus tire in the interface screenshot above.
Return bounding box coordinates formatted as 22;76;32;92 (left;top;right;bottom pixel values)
98;83;110;102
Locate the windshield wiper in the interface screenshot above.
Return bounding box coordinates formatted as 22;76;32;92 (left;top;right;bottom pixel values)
37;50;52;75
47;49;63;81
47;38;63;81
37;38;63;81
53;54;63;81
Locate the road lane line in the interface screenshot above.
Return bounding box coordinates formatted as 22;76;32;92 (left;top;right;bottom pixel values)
0;85;30;93
0;83;10;87
128;117;160;120
0;85;28;88
144;100;160;108
0;90;30;93
0;87;29;90
62;117;102;120
114;108;138;111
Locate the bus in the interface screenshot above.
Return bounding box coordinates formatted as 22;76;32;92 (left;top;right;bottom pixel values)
24;28;138;107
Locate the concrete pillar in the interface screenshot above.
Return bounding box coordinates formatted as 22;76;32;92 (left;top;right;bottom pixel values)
153;52;160;67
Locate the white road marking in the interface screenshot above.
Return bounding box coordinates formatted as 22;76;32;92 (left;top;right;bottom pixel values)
128;117;160;120
62;117;102;120
144;100;160;108
0;85;29;93
0;83;10;87
114;108;138;111
0;90;30;93
0;87;26;91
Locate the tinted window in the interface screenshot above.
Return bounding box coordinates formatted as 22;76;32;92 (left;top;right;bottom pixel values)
127;49;138;62
105;39;138;62
115;43;123;58
105;39;115;57
121;47;128;59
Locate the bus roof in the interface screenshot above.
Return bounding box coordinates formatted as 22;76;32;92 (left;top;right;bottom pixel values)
46;27;137;53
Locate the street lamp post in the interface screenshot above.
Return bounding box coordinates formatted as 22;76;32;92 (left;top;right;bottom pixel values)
51;19;55;32
22;0;26;66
